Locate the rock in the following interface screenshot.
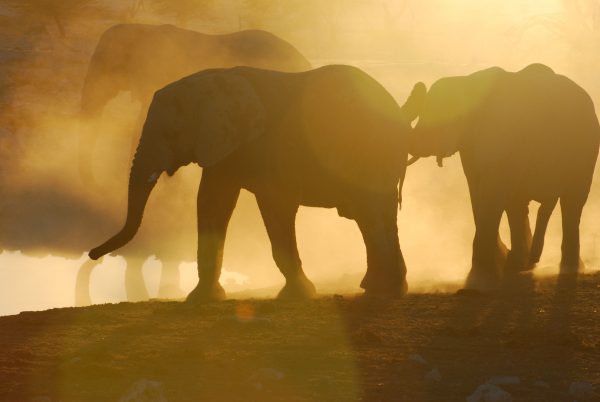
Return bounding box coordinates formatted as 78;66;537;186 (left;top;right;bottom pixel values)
425;367;441;383
67;356;82;365
467;383;513;402
118;379;166;402
569;381;596;400
30;397;53;402
487;376;520;386
408;354;428;366
247;368;284;391
533;380;549;389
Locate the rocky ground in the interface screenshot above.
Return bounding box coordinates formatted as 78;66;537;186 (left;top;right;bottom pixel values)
0;272;598;402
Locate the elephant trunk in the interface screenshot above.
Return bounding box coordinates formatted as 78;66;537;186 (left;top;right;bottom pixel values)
78;66;121;185
406;130;427;158
88;134;162;260
78;124;100;186
406;155;420;166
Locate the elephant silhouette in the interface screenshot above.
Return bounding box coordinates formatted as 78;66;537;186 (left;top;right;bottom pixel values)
90;65;421;302
78;24;311;301
407;63;600;291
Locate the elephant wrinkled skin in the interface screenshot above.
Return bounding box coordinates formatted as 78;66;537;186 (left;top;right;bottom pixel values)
407;63;600;291
89;65;421;302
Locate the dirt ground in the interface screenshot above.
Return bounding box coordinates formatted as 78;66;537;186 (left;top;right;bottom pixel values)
0;272;599;402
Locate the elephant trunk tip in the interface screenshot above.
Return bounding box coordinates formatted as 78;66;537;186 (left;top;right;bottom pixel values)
88;248;105;261
399;82;427;124
89;224;139;261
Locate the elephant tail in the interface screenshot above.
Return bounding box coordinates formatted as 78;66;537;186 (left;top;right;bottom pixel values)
398;175;405;210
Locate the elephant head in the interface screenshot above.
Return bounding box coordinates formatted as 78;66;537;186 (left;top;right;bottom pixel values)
88;71;265;260
407;67;503;165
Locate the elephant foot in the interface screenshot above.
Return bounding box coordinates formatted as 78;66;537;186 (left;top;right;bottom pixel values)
361;275;408;298
559;257;584;274
277;273;317;300
464;266;502;293
505;251;535;273
495;243;509;268
157;285;187;300
125;284;150;303
526;257;539;270
185;282;226;304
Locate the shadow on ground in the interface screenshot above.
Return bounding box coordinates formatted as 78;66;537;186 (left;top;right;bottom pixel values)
0;271;598;401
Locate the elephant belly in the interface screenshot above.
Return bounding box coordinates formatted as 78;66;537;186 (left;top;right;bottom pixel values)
232;142;390;219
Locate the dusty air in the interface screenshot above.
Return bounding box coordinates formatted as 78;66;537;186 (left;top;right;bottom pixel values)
0;1;599;401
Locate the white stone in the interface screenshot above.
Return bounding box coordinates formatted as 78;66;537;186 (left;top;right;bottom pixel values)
247;367;285;391
425;367;441;382
569;381;595;400
488;376;520;386
408;354;428;366
249;367;284;381
467;383;513;402
118;379;166;402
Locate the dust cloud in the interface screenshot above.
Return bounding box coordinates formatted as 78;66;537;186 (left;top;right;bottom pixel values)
1;0;599;315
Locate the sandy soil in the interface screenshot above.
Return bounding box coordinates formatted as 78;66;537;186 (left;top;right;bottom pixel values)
0;272;598;402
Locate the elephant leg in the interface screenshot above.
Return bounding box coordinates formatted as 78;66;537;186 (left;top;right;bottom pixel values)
255;195;316;300
186;169;240;304
355;197;407;297
529;198;558;266
124;256;150;302
464;169;507;272
505;202;533;272
495;233;509;268
559;195;586;272
75;258;102;307
157;260;185;299
465;200;504;292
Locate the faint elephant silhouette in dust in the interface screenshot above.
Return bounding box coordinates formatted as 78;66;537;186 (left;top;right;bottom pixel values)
78;24;312;301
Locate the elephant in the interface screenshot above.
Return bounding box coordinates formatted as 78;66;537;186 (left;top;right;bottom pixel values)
80;23;311;175
89;64;421;301
406;63;600;291
79;23;311;300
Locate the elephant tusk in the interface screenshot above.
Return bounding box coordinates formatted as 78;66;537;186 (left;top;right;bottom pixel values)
407;156;420;166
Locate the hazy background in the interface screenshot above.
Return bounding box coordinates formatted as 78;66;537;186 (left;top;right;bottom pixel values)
1;0;600;316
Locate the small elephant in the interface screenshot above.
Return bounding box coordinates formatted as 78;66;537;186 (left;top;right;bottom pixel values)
89;65;420;301
407;63;600;291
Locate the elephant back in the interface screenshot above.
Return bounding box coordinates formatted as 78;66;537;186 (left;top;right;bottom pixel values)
154;69;267;168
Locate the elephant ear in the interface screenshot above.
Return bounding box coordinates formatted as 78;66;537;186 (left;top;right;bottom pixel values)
173;71;266;167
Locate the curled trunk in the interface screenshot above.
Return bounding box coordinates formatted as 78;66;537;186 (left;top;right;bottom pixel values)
79;62;121;184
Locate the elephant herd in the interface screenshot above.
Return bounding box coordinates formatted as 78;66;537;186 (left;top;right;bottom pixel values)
8;23;600;304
